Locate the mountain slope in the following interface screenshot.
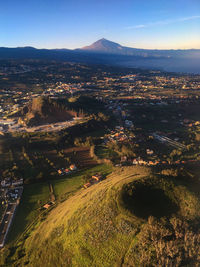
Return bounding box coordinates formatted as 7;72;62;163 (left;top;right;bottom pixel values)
12;166;200;266
81;38;130;54
80;38;150;56
79;38;200;58
0;40;200;73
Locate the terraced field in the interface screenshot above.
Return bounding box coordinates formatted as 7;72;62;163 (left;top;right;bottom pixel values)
63;147;98;168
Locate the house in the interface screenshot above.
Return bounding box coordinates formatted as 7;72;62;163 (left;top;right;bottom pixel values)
12;178;23;187
121;156;127;163
148;161;154;166
1;178;11;187
146;149;154;155
69;164;77;171
125;120;133;128
132;159;138;165
58;169;62;175
92;174;103;181
138;159;146;165
43;203;51;209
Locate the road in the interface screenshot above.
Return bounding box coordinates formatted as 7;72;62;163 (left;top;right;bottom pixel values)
0;204;17;247
3;117;88;133
0;187;23;248
153;133;186;150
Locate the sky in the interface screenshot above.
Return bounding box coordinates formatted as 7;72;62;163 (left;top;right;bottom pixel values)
1;0;200;49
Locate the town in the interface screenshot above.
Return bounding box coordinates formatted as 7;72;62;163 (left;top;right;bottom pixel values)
0;178;23;248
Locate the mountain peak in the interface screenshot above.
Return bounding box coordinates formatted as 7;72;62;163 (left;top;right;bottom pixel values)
95;38;114;43
98;38;107;41
81;38;123;53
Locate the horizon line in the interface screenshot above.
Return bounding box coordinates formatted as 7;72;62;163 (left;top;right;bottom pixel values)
1;42;200;51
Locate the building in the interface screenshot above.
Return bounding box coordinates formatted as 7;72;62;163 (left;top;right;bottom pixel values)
92;174;103;181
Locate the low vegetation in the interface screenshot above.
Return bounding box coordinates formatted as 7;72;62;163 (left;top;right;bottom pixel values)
3;166;199;266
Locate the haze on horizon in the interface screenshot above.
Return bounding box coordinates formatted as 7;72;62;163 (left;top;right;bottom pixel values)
2;0;200;50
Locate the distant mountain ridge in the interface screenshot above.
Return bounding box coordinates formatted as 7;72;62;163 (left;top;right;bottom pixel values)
79;38;200;58
1;38;200;58
0;39;200;73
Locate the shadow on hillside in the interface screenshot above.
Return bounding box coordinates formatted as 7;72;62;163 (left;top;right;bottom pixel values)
122;183;179;219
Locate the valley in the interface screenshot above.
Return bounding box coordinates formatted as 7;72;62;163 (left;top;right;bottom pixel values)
0;60;199;266
2;0;200;265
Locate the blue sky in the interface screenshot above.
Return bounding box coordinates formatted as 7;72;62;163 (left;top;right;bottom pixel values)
1;0;200;49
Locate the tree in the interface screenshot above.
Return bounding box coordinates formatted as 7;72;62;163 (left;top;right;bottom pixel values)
82;174;91;183
36;172;43;180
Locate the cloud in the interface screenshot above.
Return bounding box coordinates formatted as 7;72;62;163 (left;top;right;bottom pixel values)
125;15;200;30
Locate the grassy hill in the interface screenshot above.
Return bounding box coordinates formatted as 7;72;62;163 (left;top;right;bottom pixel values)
3;166;200;266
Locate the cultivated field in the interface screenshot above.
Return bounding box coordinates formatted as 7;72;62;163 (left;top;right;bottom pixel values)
62;147;98;168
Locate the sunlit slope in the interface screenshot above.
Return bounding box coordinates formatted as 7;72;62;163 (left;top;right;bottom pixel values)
21;166;200;267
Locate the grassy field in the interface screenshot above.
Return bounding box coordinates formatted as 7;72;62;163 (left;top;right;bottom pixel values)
7;182;50;243
6;165;199;266
62;146;98;168
0;132;113;245
0;205;6;220
52;164;112;201
7;163;112;244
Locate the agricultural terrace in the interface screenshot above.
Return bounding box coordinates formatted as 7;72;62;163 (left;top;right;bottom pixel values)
0;129;112;244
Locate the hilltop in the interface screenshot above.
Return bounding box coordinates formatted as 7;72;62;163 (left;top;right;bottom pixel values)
80;38;134;55
17;96;78;126
7;166;200;266
15;95;107;127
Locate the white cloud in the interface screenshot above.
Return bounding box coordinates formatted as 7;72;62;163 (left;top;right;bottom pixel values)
125;15;200;30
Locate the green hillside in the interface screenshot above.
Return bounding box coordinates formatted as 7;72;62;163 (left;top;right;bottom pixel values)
4;166;200;266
